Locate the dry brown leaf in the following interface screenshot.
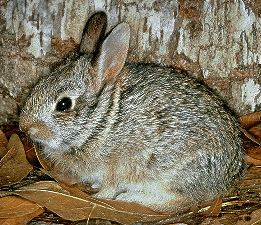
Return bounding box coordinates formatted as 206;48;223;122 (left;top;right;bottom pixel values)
236;208;261;225
3;127;20;139
248;126;261;141
0;218;27;225
0;134;33;187
42;168;98;194
239;126;261;146
0;147;8;159
3;181;93;221
7;133;27;154
201;195;222;217
0;219;8;224
6;181;173;224
246;155;261;167
34;143;53;170
238;111;261;129
19;136;39;166
0;130;8;148
60;179;99;195
246;146;261;160
25;146;40;166
0;196;44;224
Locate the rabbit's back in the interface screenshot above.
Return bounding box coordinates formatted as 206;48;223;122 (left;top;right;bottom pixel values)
105;63;245;201
118;62;241;151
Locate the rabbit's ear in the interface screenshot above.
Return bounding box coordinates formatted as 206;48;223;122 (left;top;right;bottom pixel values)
79;12;107;55
96;22;130;84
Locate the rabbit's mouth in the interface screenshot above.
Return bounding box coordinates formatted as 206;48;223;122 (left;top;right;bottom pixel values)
30;136;67;154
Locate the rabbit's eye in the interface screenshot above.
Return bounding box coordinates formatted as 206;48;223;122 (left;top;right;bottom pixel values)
56;97;73;112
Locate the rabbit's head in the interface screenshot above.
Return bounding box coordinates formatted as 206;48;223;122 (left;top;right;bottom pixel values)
19;12;130;155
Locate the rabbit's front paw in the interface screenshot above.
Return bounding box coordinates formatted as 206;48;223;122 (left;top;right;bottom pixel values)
93;187;118;200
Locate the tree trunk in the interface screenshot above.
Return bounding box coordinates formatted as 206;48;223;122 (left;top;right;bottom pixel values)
0;0;260;125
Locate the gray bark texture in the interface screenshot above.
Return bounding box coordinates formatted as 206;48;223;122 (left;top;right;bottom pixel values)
0;0;260;125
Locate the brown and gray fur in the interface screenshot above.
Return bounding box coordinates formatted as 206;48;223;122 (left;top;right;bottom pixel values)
20;12;245;213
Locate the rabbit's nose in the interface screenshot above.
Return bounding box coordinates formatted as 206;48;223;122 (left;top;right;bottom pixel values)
21;121;53;140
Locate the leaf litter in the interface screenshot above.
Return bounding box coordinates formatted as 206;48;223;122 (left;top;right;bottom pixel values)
6;181;173;224
0;196;44;225
0;133;33;187
0;111;260;224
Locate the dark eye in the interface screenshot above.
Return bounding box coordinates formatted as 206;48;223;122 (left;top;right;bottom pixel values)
56;97;73;112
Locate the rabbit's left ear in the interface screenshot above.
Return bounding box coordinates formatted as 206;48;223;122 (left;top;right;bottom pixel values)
95;23;130;85
79;11;107;55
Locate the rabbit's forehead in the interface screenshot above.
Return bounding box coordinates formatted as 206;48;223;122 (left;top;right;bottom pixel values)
42;77;85;99
30;73;85;106
27;56;92;108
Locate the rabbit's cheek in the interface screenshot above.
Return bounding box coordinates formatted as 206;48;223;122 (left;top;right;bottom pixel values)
54;112;75;124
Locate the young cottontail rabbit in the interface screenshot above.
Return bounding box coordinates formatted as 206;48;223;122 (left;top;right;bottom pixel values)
20;12;245;213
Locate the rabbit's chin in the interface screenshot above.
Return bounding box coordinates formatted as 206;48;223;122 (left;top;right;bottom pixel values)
33;137;71;155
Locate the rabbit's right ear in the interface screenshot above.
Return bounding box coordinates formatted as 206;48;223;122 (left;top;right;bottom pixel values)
79;12;107;55
95;23;130;87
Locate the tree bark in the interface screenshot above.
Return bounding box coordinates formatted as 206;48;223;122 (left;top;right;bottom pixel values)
0;0;260;125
